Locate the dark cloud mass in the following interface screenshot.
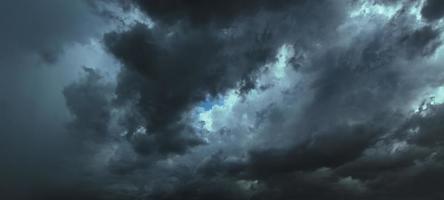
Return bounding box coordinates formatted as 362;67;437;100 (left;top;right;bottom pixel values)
421;0;444;22
2;0;444;199
103;22;273;154
64;67;114;142
134;0;317;26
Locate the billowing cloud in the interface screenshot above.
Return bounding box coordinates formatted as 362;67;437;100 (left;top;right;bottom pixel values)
2;0;444;199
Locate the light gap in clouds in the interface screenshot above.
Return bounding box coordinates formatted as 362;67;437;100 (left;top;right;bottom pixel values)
194;44;299;141
350;0;402;19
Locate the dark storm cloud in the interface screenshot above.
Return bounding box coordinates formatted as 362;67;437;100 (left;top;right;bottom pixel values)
3;0;444;200
102;0;345;157
89;1;444;199
0;0;105;64
329;102;444;200
0;1;110;199
421;0;444;22
175;2;444;199
400;25;442;57
0;0;108;150
246;124;384;177
0;0;107;147
302;14;442;129
103;22;276;154
405;103;444;146
147;178;251;200
63;67;114;142
133;0;318;26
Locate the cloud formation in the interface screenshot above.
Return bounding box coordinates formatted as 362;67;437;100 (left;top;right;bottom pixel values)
2;0;444;199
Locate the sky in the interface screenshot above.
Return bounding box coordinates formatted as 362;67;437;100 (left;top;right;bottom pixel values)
1;0;444;199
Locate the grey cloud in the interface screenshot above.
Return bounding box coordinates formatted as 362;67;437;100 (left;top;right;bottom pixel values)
0;1;112;199
101;0;346;158
4;0;444;199
80;0;444;199
180;2;444;199
63;67;114;142
245;124;384;177
0;0;105;64
421;0;444;22
133;0;322;27
103;22;276;155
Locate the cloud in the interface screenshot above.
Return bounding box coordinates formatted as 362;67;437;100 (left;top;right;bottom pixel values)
100;0;346;158
63;67;114;142
245;124;384;177
102;22;275;155
421;0;444;22
155;1;444;199
0;0;106;64
3;0;444;199
0;1;113;199
133;0;316;26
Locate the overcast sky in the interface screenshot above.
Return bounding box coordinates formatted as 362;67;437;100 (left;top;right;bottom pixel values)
1;0;444;199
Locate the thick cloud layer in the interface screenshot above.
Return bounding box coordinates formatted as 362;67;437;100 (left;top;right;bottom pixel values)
2;0;444;199
99;0;345;156
133;0;324;26
421;0;444;22
0;0;124;199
